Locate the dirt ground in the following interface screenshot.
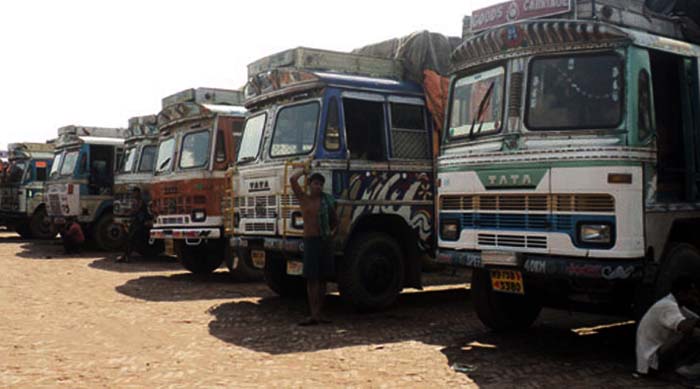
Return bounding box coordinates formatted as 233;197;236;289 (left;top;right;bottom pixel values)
0;231;676;388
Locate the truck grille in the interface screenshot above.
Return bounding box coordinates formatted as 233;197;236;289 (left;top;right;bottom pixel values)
440;194;614;213
244;222;275;232
478;233;547;249
236;195;277;219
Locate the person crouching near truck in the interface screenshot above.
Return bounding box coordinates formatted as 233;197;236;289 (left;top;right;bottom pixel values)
61;217;85;255
290;168;338;326
117;187;149;263
637;276;700;382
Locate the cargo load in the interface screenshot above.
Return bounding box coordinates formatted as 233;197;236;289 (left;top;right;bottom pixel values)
352;31;461;153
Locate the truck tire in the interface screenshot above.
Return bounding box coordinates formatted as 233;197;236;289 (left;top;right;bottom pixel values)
29;207;57;239
654;243;700;301
263;252;306;297
471;269;541;332
225;247;263;281
338;232;404;311
176;240;223;275
95;213;125;251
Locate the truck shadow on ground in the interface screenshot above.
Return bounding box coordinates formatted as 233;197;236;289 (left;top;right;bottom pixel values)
441;317;675;388
207;288;472;355
14;239;97;260
115;270;271;302
208;289;663;387
88;255;182;273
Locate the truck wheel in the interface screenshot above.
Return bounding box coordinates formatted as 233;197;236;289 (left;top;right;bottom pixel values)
263;252;306;297
225;247;263;281
471;269;541;331
29;207;57;239
176;240;223;274
95;214;125;251
338;232;404;311
654;243;700;301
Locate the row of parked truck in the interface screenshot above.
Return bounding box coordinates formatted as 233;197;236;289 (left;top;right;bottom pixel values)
3;0;700;330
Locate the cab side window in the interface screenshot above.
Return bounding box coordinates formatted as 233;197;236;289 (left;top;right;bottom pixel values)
324;97;341;151
343;98;386;161
390;103;430;160
35;165;48;181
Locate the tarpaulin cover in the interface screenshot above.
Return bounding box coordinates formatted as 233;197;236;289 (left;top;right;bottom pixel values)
352;30;460;84
353;31;460;149
645;0;700;42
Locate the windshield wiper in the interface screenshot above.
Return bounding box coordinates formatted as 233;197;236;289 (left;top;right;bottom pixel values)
468;81;495;139
157;157;171;172
238;156;255;163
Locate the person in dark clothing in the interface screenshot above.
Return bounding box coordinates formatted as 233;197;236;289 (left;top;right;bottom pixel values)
61;217;85;254
290;168;338;326
116;187;150;263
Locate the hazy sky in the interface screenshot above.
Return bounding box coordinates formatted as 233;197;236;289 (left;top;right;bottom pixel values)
0;0;494;151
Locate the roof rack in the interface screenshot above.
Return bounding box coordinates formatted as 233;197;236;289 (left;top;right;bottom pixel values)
58;125;127;139
464;0;683;41
247;47;403;80
161;88;244;108
126;115;158;140
7;142;54;159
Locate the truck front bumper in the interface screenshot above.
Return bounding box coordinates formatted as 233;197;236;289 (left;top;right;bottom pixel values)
150;228;221;240
436;249;646;282
230;236;303;253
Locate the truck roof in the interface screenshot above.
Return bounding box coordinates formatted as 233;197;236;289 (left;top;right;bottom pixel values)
126;115;159;143
7;142;54;160
247;47;403;81
56;125;126;148
161;88;244;108
465;0;685;41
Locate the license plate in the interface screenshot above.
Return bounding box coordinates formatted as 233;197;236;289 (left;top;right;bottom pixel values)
164;239;176;257
286;260;303;276
490;269;525;295
251;250;266;269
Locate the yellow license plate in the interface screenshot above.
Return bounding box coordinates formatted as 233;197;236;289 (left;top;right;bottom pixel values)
490;269;525;295
286;261;303;276
251;250;266;269
164;239;175;257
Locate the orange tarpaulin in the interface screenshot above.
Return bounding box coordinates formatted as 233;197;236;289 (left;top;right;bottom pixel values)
423;69;449;157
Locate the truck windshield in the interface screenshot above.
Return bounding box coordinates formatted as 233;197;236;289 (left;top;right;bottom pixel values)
237;113;267;163
119;146;137;174
155;138;175;174
49;152;63;178
60;151;79;176
526;53;623;130
179;130;210;169
138;145;157;172
7;161;27;184
448;67;505;139
270;102;319;157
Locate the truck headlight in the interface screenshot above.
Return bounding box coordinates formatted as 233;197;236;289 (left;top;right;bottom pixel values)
291;211;304;229
191;210;206;222
441;220;460;241
579;224;612;244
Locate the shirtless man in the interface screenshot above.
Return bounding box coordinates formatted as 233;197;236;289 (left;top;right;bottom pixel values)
290;168;338;326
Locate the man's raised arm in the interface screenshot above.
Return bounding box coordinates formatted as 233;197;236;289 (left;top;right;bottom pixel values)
290;168;306;200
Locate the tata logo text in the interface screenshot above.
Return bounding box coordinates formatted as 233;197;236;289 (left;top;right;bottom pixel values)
478;168;546;190
487;174;533;188
248;180;270;193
